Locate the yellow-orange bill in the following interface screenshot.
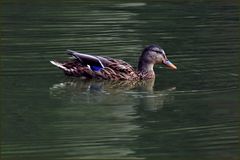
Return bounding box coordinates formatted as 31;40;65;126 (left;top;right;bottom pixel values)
163;60;177;70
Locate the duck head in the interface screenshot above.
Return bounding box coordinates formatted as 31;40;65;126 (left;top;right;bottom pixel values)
138;45;177;73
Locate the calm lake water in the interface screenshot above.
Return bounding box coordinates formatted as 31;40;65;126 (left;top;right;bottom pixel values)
1;0;239;159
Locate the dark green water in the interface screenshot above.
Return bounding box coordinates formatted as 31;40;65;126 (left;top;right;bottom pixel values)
1;0;239;159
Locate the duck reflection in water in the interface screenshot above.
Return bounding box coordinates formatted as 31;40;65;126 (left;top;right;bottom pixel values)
49;79;175;158
50;78;176;111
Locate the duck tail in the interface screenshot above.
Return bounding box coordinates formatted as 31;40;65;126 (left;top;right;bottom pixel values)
50;60;93;77
50;60;70;72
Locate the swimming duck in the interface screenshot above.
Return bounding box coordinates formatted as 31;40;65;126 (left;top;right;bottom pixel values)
50;45;177;80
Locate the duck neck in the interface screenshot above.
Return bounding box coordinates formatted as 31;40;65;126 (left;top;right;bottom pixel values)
138;61;154;74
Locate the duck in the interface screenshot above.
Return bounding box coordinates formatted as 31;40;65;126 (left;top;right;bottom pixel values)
50;44;177;80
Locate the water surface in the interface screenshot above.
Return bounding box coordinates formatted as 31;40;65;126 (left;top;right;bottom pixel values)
1;0;239;159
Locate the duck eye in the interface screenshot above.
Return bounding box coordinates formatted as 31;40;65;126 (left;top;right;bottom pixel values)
150;49;162;54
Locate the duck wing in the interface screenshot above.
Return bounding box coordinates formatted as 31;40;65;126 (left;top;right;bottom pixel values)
50;50;139;80
66;50;113;70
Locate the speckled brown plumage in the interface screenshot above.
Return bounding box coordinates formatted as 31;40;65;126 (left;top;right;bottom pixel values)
50;45;177;81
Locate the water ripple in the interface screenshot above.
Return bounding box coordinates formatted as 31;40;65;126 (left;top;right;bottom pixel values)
1;0;239;159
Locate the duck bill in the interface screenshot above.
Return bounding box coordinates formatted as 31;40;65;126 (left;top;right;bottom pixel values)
163;60;177;70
